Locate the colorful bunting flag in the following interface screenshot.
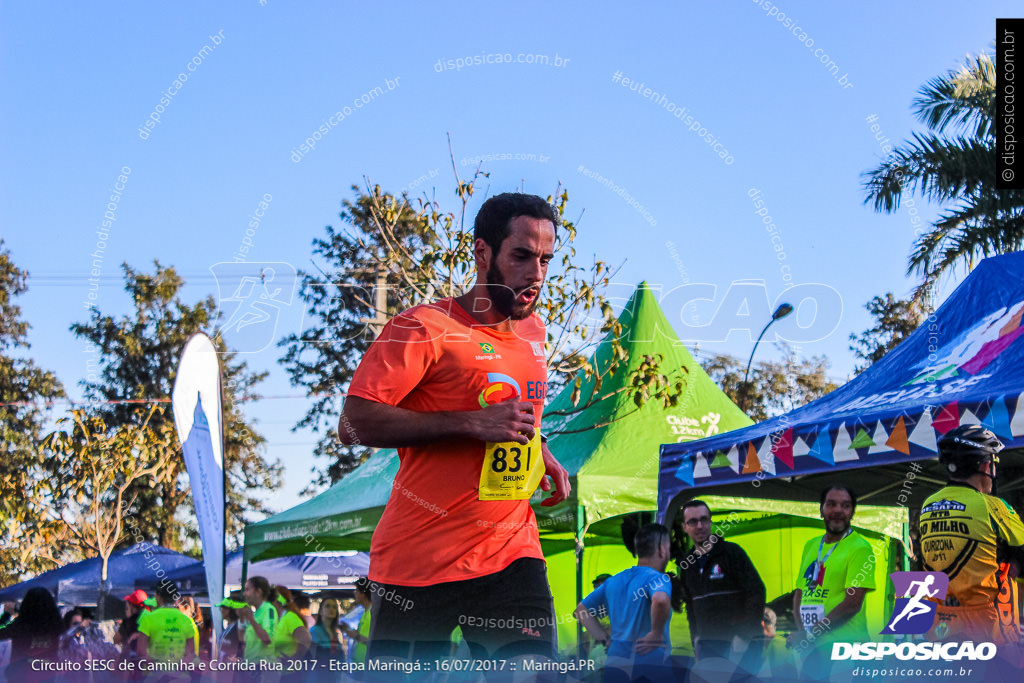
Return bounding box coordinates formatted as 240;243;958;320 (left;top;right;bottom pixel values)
742;442;762;474
710;451;731;468
1012;394;1024;438
982;396;1012;439
833;423;859;462
726;445;740;473
771;428;794;469
868;422;891;455
674;457;695;486
933;402;960;435
908;410;938;452
850;427;875;450
693;453;712;479
758;437;776;475
886;416;910;454
808;430;834;465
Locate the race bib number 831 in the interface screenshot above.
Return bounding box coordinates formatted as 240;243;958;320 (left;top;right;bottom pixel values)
479;434;546;500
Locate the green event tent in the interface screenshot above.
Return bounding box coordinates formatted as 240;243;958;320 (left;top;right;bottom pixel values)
243;284;799;650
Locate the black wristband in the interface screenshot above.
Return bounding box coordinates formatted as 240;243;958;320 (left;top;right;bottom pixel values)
540;432;549;443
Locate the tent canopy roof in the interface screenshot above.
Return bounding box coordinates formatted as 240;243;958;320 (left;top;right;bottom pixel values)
659;252;1024;522
0;543;195;604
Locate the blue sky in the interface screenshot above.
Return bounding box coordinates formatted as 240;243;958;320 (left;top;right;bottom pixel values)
1;1;1013;517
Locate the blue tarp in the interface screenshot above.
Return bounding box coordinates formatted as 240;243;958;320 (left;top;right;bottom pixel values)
137;550;370;595
659;252;1024;520
0;543;195;605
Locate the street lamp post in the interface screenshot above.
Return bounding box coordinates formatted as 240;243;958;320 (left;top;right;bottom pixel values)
739;303;794;413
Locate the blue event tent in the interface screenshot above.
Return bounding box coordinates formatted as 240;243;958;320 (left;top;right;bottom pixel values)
0;543;195;605
659;252;1024;523
135;550;369;596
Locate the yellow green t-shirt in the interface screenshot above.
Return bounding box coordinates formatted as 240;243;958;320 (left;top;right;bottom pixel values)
138;607;197;662
273;610;305;658
354;608;371;663
244;601;278;661
797;530;876;646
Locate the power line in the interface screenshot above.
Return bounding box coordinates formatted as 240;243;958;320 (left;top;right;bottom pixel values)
0;391;347;408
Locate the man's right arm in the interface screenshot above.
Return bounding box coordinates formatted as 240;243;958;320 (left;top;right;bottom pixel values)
635;591;671;655
786;588;803;646
338;395;536;448
574;602;609;647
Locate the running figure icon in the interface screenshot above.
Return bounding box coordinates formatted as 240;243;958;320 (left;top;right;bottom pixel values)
887;574;940;631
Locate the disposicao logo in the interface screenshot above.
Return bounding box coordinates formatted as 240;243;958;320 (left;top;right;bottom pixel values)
478;372;521;408
880;571;948;635
833;572;997;664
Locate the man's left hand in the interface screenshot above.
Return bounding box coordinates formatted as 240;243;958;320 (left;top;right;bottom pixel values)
539;441;571;506
634;631;664;655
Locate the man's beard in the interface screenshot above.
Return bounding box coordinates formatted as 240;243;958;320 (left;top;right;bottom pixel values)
486;261;537;320
826;517;851;536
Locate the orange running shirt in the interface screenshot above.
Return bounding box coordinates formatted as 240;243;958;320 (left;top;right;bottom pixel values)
347;298;549;586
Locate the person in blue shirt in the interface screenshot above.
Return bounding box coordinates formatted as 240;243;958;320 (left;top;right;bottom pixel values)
576;523;673;681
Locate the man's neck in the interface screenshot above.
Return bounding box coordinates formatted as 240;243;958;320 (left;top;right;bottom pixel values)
692;536;715;556
963;473;990;494
637;557;666;571
823;530;847;544
455;286;517;333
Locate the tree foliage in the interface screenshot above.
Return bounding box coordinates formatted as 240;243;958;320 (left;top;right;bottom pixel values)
849;293;932;373
281;164;683;488
0;241;67;583
700;345;839;422
40;406;178;617
863;53;1024;299
71;262;283;549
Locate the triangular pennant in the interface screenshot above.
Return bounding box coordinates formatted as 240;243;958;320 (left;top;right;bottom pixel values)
960;408;983;427
758;438;776;475
868;422;891;455
933;402;960;435
850;427;875;450
833;423;859;462
741;442;762;474
1012;394;1024;438
726;445;740;474
693;453;712;479
771;428;794;469
982;396;1013;439
710;451;732;468
792;435;811;457
886;416;911;454
674;457;695;486
808;430;834;465
908;410;938;452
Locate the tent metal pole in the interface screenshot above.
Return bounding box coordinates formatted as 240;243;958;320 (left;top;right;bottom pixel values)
575;503;585;660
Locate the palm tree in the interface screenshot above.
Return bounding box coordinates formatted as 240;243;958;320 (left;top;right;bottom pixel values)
863;53;1024;300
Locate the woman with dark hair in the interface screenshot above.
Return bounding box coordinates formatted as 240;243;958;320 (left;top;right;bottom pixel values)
271;585;312;668
216;594;245;663
0;587;63;681
177;595;208;661
309;597;346;679
239;576;277;664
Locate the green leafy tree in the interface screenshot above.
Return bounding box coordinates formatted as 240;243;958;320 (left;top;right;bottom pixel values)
0;241;67;583
701;345;839;422
281;165;681;488
41;406;179;618
849;293;932;373
863;52;1024;299
72;262;283;549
